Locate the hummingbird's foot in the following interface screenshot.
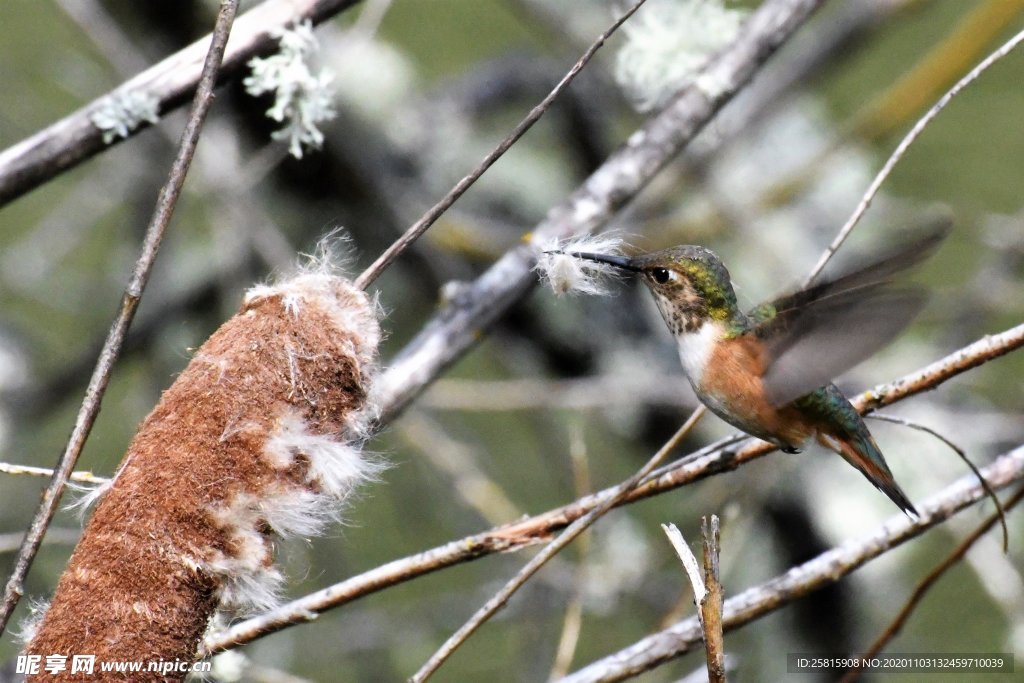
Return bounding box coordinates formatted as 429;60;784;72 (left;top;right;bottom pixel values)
781;445;802;454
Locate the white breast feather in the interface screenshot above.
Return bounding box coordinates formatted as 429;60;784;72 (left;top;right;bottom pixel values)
675;322;719;384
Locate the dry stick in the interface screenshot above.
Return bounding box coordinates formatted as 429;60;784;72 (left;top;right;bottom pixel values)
0;0;240;636
838;485;1024;683
352;0;648;291
866;412;1008;550
700;516;726;683
661;520;725;683
0;0;360;208
559;449;1024;683
372;0;828;425
804;24;1024;285
202;320;1024;654
409;407;706;682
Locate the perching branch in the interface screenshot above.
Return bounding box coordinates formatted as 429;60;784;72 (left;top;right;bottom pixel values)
371;0;829;425
202;320;1024;655
0;0;241;636
559;448;1024;683
0;0;359;209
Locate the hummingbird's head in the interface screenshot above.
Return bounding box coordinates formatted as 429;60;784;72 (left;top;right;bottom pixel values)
570;245;739;334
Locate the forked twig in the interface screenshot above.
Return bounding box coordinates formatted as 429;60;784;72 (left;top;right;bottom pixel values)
409;407;706;682
0;0;240;635
662;517;726;683
353;0;648;291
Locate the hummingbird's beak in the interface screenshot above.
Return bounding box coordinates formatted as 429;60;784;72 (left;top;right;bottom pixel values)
565;252;641;272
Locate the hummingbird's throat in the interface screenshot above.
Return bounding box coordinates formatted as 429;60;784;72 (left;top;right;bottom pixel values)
652;291;707;335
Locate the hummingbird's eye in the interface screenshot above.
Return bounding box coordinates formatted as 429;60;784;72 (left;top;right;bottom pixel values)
650;267;672;284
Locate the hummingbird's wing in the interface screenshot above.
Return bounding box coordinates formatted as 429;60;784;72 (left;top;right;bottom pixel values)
752;221;949;407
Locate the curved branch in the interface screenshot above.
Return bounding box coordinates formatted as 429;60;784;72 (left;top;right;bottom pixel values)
0;0;358;209
202;320;1024;655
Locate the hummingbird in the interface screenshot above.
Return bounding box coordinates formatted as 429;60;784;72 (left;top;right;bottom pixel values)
563;225;949;515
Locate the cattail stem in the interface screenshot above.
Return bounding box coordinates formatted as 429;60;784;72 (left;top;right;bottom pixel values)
25;272;380;681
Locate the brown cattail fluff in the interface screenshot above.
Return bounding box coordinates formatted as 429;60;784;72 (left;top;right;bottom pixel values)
25;272;381;681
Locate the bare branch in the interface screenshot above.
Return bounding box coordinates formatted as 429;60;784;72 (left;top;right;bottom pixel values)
0;0;359;209
353;0;649;290
559;449;1024;683
371;0;829;425
202;320;1024;654
0;0;241;635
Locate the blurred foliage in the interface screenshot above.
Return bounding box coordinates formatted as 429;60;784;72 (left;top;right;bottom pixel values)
1;0;1023;681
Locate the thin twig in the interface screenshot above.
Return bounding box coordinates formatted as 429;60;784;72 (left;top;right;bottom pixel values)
866;412;1008;550
0;462;109;485
409;407;706;682
352;0;649;291
0;0;240;635
803;25;1024;285
700;516;726;683
558;448;1024;683
202;320;1024;654
838;485;1024;683
0;0;360;208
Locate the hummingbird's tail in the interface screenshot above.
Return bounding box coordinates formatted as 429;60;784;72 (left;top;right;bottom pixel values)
818;430;917;517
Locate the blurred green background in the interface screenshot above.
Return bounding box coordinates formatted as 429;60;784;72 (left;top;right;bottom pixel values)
1;0;1023;680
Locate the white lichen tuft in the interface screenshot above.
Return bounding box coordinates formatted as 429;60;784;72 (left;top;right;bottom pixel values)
534;233;629;297
614;0;747;112
244;20;336;158
90;90;161;143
